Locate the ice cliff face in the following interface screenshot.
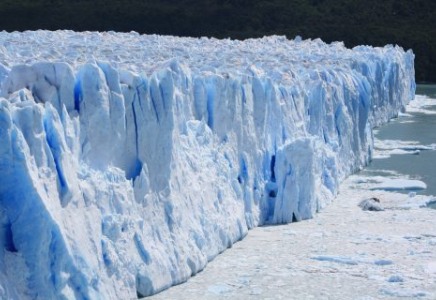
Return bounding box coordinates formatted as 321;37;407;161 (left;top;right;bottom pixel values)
0;31;415;299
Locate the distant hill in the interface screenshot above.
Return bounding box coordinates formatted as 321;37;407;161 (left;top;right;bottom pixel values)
0;0;434;83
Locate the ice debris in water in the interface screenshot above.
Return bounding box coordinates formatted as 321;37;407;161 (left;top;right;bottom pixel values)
0;31;415;298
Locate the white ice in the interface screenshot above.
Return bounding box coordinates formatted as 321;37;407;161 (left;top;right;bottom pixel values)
0;31;416;299
406;95;436;115
370;178;427;191
373;138;436;159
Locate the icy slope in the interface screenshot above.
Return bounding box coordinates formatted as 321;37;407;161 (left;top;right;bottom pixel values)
0;31;415;299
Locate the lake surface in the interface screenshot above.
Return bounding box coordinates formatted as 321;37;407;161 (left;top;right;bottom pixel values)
360;84;436;208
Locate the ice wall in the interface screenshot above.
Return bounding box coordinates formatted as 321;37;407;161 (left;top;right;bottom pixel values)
0;31;415;299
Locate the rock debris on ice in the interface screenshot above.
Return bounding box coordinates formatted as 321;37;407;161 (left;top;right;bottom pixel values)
358;198;384;211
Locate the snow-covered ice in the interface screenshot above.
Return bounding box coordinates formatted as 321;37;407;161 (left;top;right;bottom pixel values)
0;31;415;298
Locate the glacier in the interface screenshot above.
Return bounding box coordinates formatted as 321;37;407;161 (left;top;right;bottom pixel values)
0;31;415;299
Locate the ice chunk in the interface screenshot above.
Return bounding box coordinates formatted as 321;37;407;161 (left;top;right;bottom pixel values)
370;179;427;191
406;95;436;115
358;198;384;211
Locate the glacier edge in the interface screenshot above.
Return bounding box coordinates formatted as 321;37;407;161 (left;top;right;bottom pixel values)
0;31;415;299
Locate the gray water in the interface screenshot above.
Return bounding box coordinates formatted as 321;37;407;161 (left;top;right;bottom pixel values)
360;84;436;208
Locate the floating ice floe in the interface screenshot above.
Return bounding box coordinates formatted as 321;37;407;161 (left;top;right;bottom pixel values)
373;139;436;159
370;178;427;191
406;95;436;115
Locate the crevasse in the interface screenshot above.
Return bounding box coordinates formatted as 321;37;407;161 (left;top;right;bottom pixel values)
0;31;415;299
